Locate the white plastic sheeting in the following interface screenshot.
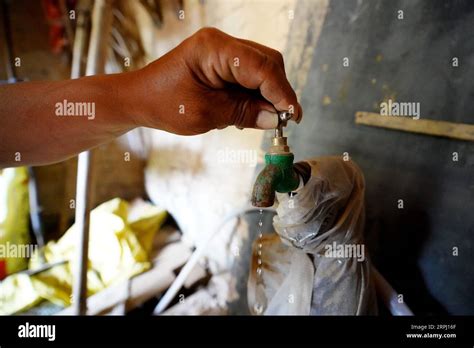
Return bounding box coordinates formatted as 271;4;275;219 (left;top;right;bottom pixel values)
248;156;378;315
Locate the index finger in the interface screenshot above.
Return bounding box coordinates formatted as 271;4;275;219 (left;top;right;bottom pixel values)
217;40;301;122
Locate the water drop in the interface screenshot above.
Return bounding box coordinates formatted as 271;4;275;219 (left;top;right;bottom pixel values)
254;303;263;315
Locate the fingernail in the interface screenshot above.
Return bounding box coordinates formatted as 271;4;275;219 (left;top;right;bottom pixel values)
256;110;279;129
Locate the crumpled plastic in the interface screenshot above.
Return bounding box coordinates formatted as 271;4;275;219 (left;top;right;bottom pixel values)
248;156;377;315
0;167;30;278
247;234;314;315
0;198;167;315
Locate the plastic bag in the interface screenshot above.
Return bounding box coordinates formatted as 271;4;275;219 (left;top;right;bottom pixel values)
248;234;314;315
0;167;30;279
0;198;167;314
248;156;377;315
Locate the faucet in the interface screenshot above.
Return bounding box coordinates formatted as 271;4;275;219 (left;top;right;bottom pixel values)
251;111;300;207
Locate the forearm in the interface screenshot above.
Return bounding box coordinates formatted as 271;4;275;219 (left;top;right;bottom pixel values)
0;72;138;167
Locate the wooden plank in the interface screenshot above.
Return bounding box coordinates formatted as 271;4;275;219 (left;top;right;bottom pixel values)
355;111;474;142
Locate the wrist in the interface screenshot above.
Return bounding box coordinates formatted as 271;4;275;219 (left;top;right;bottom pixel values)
115;65;166;131
107;71;143;131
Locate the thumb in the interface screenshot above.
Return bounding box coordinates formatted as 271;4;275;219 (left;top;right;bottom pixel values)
256;110;280;129
233;97;279;129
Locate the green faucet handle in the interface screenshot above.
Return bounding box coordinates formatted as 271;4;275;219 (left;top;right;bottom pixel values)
265;153;299;193
251;110;298;207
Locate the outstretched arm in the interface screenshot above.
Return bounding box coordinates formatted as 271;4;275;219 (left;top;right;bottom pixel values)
0;28;302;168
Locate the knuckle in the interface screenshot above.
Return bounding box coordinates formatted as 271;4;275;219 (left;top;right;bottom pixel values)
194;27;221;41
272;50;285;67
187;28;222;58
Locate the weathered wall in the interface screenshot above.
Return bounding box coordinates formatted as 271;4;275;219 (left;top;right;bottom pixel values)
289;0;474;314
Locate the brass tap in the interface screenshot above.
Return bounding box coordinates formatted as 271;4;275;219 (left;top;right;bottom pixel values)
269;111;293;154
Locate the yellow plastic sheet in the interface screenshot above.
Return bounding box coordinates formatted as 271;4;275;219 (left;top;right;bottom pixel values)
0;198;167;314
0;167;30;277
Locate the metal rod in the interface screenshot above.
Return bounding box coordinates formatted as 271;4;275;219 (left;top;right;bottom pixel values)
73;151;92;315
275;111;293;138
59;0;75;51
70;0;92;79
72;0;113;316
71;0;92;316
27;167;46;259
84;0;112;76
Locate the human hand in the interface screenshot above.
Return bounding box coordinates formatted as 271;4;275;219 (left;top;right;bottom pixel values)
127;27;302;135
